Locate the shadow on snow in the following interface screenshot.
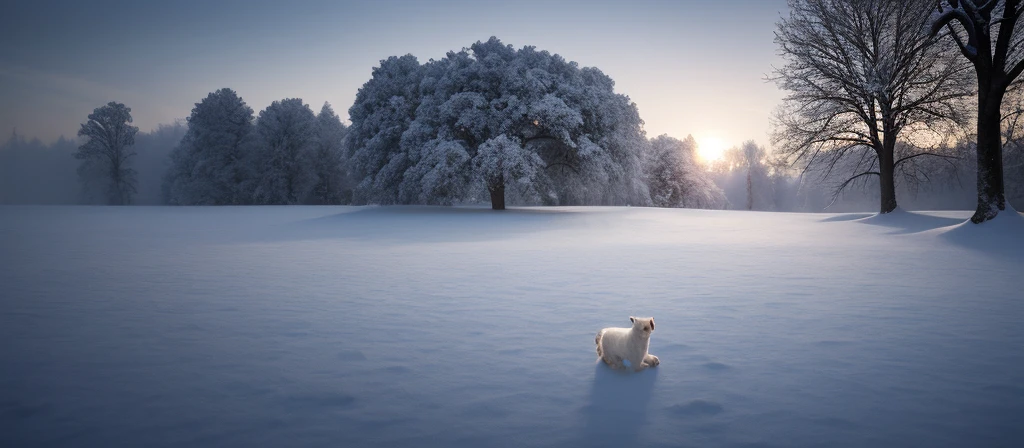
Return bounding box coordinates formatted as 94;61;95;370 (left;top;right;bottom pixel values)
574;362;658;447
272;205;593;244
822;209;965;234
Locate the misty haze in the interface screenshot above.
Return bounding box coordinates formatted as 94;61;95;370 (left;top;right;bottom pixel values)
2;1;1022;447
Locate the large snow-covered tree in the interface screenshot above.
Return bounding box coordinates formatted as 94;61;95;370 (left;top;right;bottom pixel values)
643;135;727;209
164;88;255;205
399;39;564;209
348;37;651;210
309;102;349;204
773;0;972;214
75;102;140;205
931;0;1024;222
250;98;318;205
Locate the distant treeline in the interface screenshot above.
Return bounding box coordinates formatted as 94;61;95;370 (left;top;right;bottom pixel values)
3;116;1005;211
3;35;1023;211
0;123;184;205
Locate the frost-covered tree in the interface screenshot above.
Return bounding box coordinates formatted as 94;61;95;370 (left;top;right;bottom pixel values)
309;102;349;204
773;0;972;214
346;55;424;204
164;88;255;205
545;65;650;206
931;0;1024;222
644;135;727;209
250;98;318;205
399;40;563;209
75;102;140;205
348;37;650;210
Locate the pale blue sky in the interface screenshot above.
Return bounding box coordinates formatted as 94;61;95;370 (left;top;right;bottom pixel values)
0;0;788;156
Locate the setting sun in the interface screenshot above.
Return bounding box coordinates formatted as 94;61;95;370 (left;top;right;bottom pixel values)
696;136;728;162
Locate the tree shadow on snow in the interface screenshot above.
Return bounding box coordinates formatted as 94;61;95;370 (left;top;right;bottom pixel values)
824;209;965;234
819;213;873;222
929;209;1024;261
574;362;659;447
265;205;588;244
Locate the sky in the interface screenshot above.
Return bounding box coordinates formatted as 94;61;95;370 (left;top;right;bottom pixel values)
0;0;789;160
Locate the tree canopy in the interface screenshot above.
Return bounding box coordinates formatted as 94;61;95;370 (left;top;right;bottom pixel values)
346;37;651;209
250;98;318;205
164;88;255;205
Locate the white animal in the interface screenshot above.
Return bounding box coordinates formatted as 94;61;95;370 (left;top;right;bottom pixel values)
595;316;659;371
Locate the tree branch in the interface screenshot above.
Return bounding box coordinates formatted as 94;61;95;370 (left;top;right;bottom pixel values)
825;171;880;210
931;7;978;59
894;151;959;167
544;160;579;174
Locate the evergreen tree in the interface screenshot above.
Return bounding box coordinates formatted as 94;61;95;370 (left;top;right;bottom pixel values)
164;88;255;205
250;98;318;205
309;102;349;204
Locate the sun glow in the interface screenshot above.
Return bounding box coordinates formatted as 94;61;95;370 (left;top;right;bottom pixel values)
696;136;727;162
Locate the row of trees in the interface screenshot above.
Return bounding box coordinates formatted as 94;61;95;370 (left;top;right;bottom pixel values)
16;120;1016;211
64;92;350;206
163;90;349;205
66;38;727;210
773;0;1024;223
708;137;1006;213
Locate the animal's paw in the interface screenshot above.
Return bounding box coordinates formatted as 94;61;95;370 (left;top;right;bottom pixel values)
643;354;660;367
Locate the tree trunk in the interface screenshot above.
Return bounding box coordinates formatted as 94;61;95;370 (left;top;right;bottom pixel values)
746;168;753;210
878;141;897;214
489;182;506;210
974;86;1007;223
111;158;124;206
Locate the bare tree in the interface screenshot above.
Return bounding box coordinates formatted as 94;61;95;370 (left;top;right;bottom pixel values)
998;82;1024;205
75;102;140;205
773;0;972;214
741;141;768;210
932;0;1024;222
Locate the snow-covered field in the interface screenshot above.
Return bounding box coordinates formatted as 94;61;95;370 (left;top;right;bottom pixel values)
2;205;1022;447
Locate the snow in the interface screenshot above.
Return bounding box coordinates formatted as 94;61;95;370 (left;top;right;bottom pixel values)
2;205;1022;447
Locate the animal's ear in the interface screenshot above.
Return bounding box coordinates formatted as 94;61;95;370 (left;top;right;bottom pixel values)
630;316;635;323
650;319;655;330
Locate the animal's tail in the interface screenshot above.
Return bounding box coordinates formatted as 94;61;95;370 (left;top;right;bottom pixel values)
595;330;604;358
